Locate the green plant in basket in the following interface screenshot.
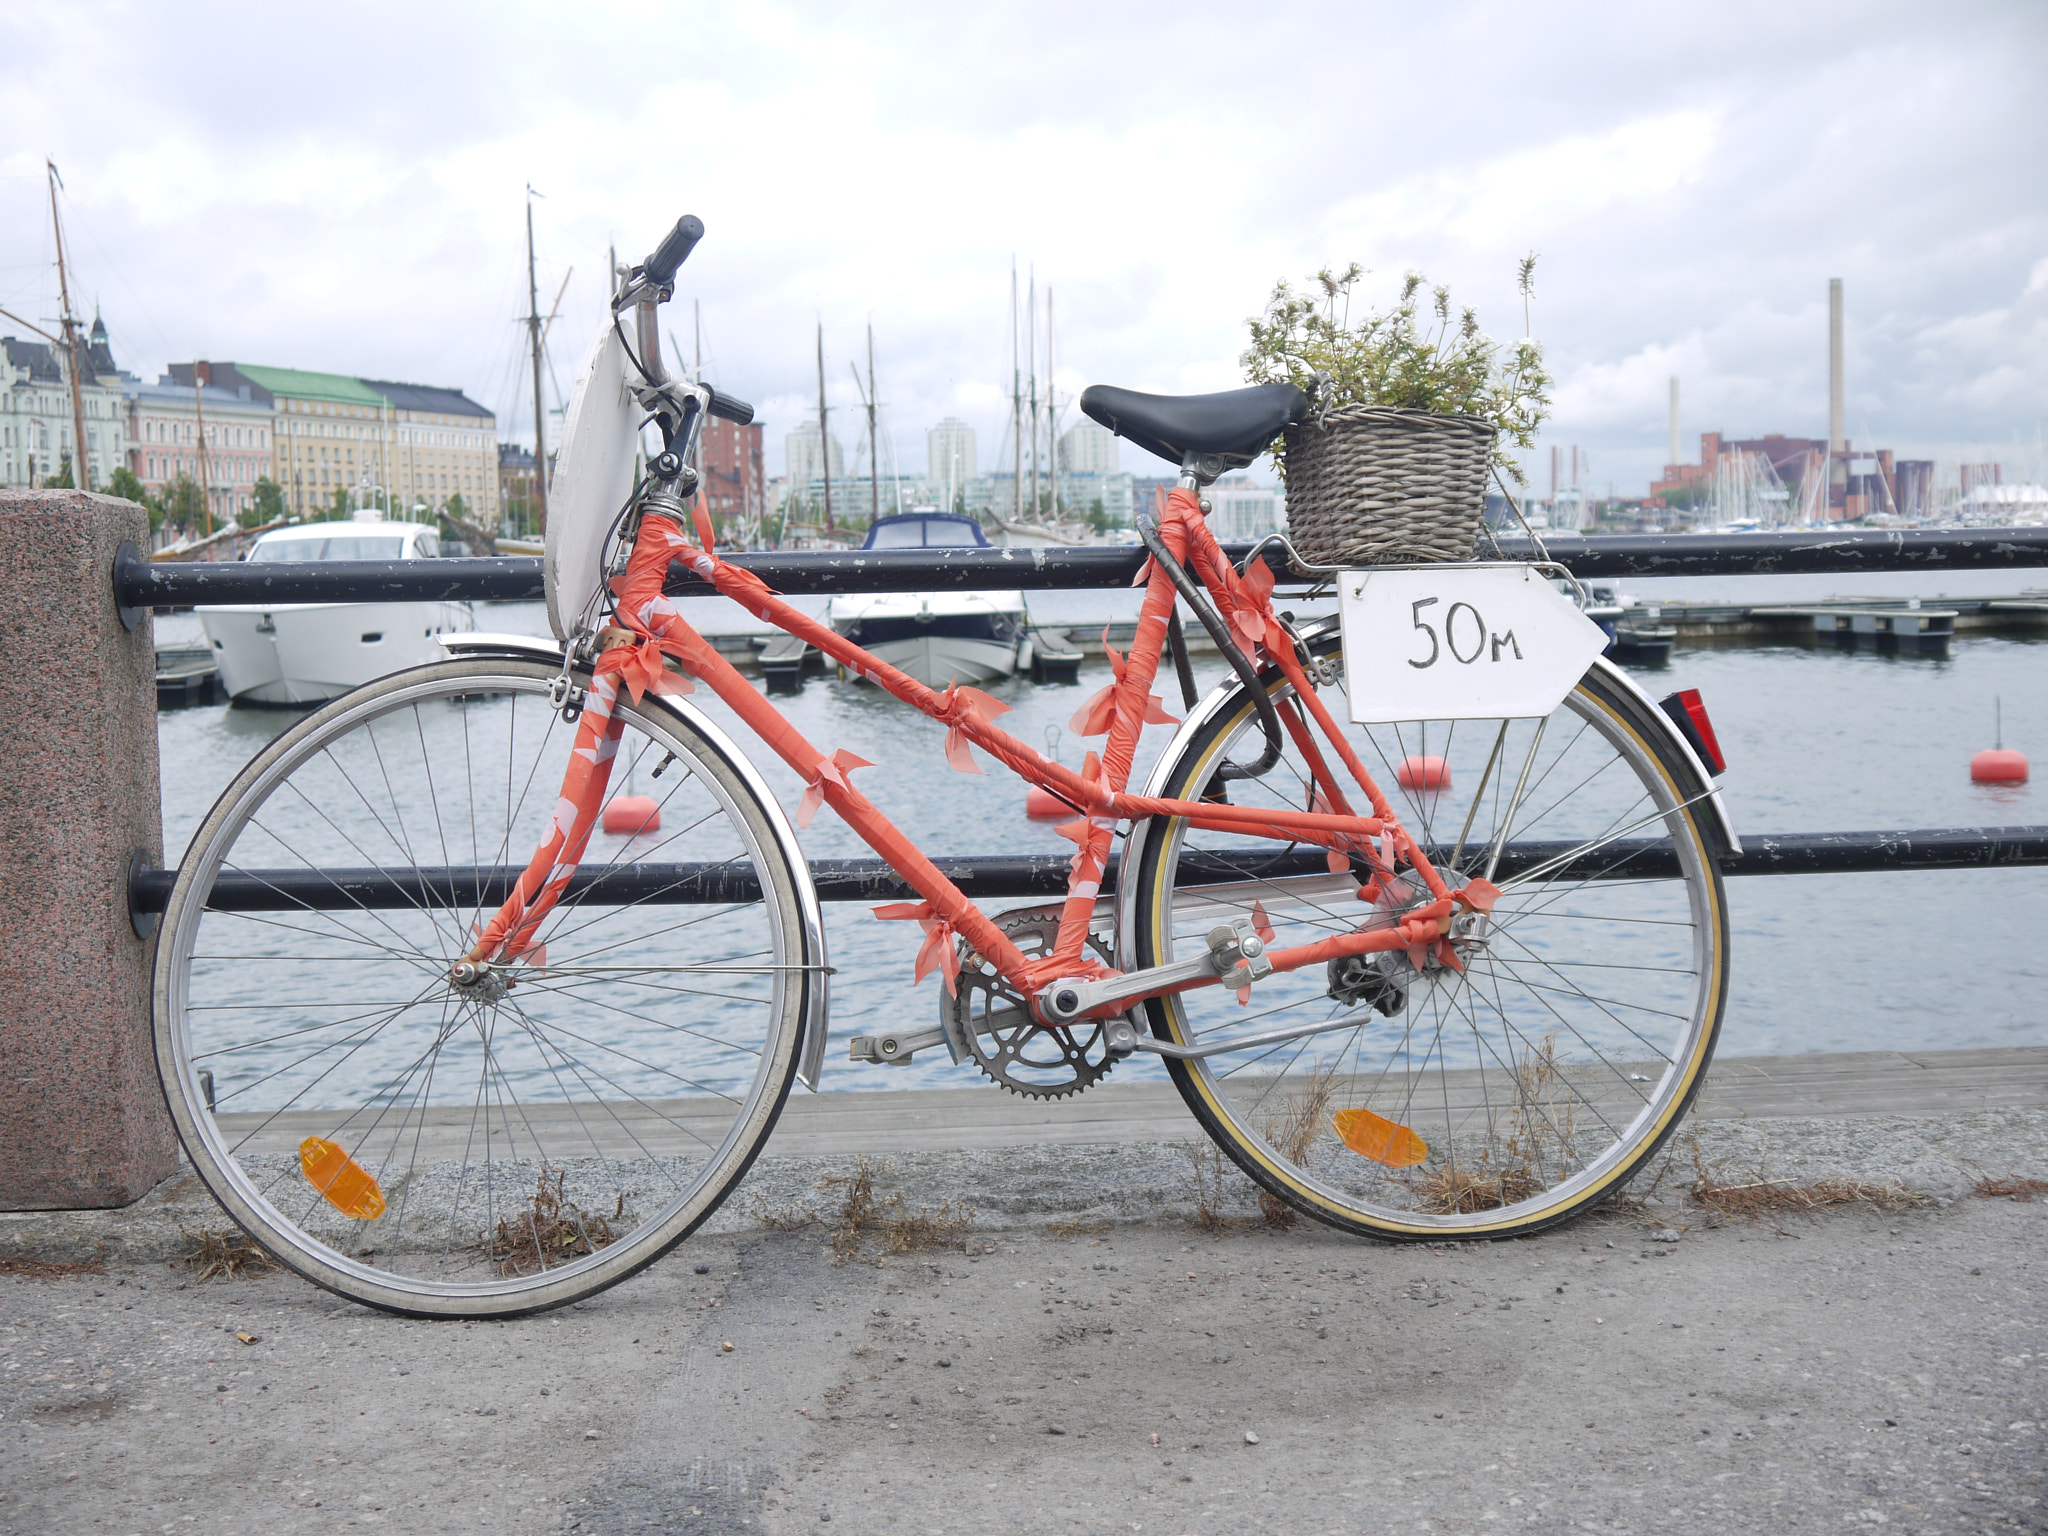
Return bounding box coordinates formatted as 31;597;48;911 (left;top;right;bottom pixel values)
1242;257;1552;482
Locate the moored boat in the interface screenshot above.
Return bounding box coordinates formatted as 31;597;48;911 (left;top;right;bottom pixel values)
826;511;1029;686
200;517;475;705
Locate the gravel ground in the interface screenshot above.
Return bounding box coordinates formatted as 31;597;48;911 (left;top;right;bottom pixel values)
4;1171;2043;1534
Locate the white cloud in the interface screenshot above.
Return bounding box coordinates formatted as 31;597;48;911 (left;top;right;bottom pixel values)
3;0;2042;489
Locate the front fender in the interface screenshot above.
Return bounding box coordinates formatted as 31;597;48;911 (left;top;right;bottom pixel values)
437;633;834;1090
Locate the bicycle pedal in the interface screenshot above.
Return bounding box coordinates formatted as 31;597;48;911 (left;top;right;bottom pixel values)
849;1026;947;1066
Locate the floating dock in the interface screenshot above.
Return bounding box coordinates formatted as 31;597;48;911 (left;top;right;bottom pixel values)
1615;589;2048;658
154;643;223;708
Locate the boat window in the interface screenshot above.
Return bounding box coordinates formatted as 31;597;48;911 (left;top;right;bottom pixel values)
414;532;442;559
251;536;409;562
866;518;982;549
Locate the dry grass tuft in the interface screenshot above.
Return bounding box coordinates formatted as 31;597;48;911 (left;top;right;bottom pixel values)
748;1191;822;1231
1687;1174;1930;1217
816;1156;976;1264
1413;1165;1539;1215
1413;1034;1575;1215
175;1227;277;1282
1177;1141;1248;1234
1970;1173;2048;1203
472;1170;619;1276
1;1249;109;1281
1258;1061;1338;1228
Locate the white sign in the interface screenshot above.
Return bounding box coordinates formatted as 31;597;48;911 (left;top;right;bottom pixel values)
1337;565;1611;723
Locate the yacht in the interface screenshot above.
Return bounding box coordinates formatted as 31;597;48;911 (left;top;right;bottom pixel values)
825;511;1029;687
201;517;475;705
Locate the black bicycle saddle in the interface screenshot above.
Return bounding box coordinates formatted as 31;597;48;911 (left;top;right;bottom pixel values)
1079;381;1311;471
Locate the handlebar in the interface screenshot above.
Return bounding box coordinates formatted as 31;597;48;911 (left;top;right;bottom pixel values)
641;215;704;287
708;388;753;426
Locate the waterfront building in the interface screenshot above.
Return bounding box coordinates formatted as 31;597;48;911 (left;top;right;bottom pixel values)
172;362;497;522
926;418;977;504
498;443;540;532
787;474;930;523
1059;418;1118;476
1893;460;1935;520
702;417;767;530
362;378;498;522
1054;470;1135;526
1130;476;1177;523
123;365;274;523
1206;475;1286;543
1;317;127;490
786;421;844;491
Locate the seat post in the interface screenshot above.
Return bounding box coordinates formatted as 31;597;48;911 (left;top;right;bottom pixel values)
1179;450;1225;495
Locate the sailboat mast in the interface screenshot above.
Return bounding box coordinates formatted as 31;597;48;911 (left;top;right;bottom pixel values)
46;162;91;495
191;365;214;534
865;324;879;524
1045;288;1057;518
526;192;550;534
1026;270;1040;521
816;324;834;532
1010;261;1022;522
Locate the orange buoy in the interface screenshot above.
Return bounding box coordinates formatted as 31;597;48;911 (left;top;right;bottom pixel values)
602;794;662;835
1025;785;1072;821
1396;755;1451;793
298;1137;386;1220
1971;748;2029;784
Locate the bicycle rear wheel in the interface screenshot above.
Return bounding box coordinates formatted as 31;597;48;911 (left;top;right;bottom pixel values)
1125;623;1728;1239
153;657;813;1316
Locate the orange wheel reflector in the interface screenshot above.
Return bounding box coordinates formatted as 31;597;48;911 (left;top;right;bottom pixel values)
298;1137;386;1220
1331;1107;1428;1168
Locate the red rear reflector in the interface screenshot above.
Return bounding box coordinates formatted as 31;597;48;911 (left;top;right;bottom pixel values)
1659;688;1727;775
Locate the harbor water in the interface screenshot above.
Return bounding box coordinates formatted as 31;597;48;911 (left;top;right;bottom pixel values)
155;574;2047;1096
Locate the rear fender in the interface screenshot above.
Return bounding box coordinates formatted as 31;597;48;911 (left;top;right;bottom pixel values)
436;633;833;1089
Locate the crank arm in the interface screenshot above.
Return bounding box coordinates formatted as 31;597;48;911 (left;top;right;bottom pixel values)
1102;1010;1377;1062
849;1024;949;1065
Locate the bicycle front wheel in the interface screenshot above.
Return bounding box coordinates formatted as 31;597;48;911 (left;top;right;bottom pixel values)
1126;626;1728;1239
153;657;812;1316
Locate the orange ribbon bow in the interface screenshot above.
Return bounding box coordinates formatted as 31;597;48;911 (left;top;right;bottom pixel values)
797;748;874;829
936;684;1013;775
1069;631;1179;738
872;899;964;995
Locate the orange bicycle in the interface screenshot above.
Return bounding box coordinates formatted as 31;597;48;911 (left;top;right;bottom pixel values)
153;216;1734;1315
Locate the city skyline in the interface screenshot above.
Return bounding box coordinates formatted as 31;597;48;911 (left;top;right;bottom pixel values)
3;2;2042;499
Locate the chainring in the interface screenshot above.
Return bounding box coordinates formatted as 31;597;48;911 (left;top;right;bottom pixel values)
946;907;1117;1099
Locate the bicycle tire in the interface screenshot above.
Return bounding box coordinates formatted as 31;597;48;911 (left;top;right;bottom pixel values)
153;657;811;1316
1125;625;1728;1239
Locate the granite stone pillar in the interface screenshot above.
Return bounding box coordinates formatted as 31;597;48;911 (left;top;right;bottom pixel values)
0;489;178;1207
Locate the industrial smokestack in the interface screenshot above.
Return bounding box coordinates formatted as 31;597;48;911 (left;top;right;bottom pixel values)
1668;377;1680;467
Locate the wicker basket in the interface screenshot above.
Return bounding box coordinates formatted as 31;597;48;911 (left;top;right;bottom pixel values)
1280;406;1496;566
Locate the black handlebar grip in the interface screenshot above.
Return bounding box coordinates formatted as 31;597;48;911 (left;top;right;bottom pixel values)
641;215;705;286
709;388;754;426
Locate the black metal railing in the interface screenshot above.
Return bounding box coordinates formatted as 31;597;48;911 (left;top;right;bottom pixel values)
120;527;2048;917
115;526;2048;609
124;826;2048;916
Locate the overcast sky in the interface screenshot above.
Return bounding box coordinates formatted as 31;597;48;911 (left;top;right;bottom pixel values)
4;0;2043;495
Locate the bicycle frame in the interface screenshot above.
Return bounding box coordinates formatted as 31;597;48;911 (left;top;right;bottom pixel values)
460;293;1497;1027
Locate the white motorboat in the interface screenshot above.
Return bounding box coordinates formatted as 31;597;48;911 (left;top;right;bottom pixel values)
201;518;475;705
826;512;1029;687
